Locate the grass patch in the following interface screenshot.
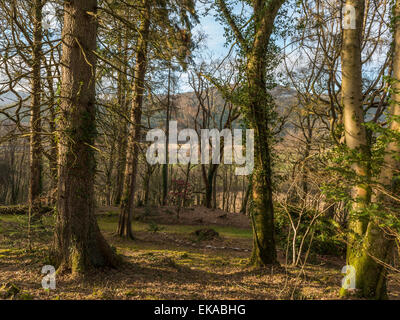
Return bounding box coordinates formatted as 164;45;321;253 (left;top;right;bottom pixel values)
0;212;361;300
97;215;252;239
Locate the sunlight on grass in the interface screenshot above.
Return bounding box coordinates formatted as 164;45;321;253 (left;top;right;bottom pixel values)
123;247;246;271
97;215;252;239
0;213;252;242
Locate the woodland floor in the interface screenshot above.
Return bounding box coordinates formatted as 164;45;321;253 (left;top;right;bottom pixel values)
1;206;400;300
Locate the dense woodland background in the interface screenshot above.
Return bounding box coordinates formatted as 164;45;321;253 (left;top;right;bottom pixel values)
0;0;399;300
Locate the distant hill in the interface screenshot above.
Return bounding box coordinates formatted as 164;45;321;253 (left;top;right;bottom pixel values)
0;91;30;107
0;86;298;128
147;85;298;130
0;92;30;123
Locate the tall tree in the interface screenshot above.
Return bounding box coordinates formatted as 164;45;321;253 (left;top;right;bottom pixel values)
113;16;130;207
340;0;399;299
216;0;285;266
343;0;400;299
340;0;371;288
28;0;44;246
117;0;151;238
55;0;117;273
162;66;172;206
117;0;197;238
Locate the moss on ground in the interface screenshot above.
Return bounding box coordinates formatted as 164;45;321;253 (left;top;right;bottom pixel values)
1;212;397;300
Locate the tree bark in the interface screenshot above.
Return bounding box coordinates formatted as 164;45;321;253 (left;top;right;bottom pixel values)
342;0;400;299
55;0;118;273
117;2;150;238
240;176;252;214
340;0;373;297
203;163;218;209
340;0;380;297
43;54;58;203
28;0;43;213
143;164;153;207
162;67;171;206
245;0;285;266
217;0;285;266
114;26;129;206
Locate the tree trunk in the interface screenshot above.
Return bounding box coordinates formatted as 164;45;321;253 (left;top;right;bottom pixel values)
340;0;374;297
240;176;252;214
105;144;115;207
342;0;400;299
212;166;217;209
248;98;278;266
340;0;392;299
117;3;150;238
114;26;129;206
43;54;58;203
302;140;311;196
162;67;171;206
245;0;285;266
55;0;118;273
144;165;152;207
203;164;218;209
28;0;43;216
216;0;284;265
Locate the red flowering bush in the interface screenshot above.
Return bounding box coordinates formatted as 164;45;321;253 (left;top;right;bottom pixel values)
168;179;193;207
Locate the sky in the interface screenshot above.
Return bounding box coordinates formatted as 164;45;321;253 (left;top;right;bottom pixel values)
194;9;228;58
178;4;236;92
180;1;289;92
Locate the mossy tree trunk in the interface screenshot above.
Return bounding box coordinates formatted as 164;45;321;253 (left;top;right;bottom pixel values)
247;88;277;266
217;0;285;266
340;0;373;297
341;0;370;272
348;0;400;299
247;0;285;266
340;0;398;299
55;0;118;273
